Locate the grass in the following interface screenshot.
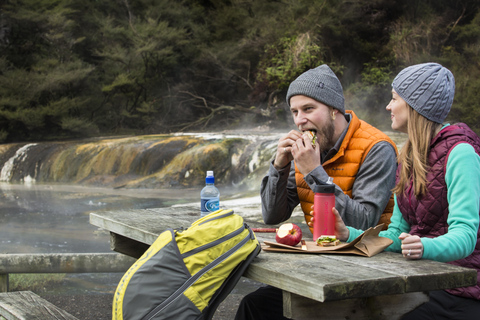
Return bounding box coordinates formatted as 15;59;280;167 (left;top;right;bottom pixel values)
8;274;66;292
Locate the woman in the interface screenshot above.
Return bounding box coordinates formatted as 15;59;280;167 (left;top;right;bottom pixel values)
335;62;480;319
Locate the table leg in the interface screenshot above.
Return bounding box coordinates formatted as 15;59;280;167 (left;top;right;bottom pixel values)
0;274;8;292
283;291;429;320
110;233;150;259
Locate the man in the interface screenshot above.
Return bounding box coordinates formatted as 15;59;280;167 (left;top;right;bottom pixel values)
235;64;398;320
262;64;397;231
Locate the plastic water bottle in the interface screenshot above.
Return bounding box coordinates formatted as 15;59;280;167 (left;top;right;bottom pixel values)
200;171;220;216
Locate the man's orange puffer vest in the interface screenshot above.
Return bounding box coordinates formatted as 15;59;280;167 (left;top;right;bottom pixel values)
295;110;398;234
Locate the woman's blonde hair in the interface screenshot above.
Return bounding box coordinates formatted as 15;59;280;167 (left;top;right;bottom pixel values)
393;106;440;198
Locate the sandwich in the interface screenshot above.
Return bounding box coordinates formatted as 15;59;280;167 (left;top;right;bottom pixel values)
316;235;340;247
307;130;317;148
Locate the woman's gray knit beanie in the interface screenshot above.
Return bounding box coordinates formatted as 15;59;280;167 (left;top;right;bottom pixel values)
392;63;455;124
286;64;345;114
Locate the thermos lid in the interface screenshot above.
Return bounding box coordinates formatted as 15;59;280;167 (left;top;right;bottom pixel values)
311;175;334;193
314;183;335;193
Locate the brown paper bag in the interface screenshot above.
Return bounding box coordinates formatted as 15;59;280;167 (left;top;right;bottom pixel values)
262;224;393;257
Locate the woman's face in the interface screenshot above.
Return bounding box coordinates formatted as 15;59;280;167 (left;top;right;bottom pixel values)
386;89;409;133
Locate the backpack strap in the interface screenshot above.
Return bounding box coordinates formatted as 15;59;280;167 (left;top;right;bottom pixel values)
201;226;261;320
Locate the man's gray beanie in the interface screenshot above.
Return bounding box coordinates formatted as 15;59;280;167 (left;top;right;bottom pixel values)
392;62;455;124
286;64;345;114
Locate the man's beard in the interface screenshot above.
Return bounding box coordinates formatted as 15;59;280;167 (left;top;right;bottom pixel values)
318;117;335;151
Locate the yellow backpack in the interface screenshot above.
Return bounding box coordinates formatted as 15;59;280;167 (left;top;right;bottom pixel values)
113;208;260;320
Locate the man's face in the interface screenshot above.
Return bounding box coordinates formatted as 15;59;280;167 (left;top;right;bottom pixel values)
290;95;336;151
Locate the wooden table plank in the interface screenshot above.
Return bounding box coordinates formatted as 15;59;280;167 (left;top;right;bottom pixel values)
244;252;405;302
89;205;289;246
326;253;477;293
283;291;429;320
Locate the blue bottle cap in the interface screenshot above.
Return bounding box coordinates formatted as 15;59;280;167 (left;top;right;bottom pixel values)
206;176;215;183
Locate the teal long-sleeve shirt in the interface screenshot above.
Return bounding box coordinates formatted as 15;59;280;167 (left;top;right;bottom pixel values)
347;140;480;263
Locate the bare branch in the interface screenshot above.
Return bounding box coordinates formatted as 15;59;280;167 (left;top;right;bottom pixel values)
206;51;253;89
179;91;211;110
123;0;139;36
442;5;466;44
171;90;269;131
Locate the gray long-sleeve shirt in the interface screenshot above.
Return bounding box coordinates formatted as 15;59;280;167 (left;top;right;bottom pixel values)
260;119;397;230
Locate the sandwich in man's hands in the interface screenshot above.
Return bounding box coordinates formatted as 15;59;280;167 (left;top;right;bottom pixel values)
316;235;340;247
306;130;317;148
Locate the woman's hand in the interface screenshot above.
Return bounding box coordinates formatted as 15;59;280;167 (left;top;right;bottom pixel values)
308;205;350;241
332;207;350;241
399;233;424;260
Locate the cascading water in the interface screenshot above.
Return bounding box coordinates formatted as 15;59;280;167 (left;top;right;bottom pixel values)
0;131;408;190
0;143;37;182
0;133;282;191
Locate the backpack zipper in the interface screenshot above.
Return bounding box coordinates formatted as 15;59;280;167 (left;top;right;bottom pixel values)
181;224;244;258
174;210;233;233
197;209;234;226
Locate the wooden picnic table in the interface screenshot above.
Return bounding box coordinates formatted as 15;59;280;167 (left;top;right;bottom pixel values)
89;201;477;320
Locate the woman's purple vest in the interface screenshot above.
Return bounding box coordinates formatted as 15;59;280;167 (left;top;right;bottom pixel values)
396;123;480;300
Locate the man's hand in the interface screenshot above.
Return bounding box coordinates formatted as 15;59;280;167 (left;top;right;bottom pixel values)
399;233;424;260
291;132;321;175
273;130;303;170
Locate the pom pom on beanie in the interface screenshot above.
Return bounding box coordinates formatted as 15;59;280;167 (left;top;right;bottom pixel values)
286;65;345;114
392;63;455;123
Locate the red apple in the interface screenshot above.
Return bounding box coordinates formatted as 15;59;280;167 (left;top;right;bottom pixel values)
275;223;302;246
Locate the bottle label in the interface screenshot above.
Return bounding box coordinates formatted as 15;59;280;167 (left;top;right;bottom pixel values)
201;198;219;213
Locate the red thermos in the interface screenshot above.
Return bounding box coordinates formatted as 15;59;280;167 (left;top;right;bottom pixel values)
313;183;336;241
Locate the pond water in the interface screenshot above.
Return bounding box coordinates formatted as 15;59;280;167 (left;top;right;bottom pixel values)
0;182;202;294
0;183;204;253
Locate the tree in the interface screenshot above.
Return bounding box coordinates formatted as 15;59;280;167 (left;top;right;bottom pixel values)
0;0;97;141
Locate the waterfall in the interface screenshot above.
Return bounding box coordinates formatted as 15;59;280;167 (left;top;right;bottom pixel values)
0;134;281;190
0;143;37;182
0;131;407;190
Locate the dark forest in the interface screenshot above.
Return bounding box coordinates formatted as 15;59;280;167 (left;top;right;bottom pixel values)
1;0;479;142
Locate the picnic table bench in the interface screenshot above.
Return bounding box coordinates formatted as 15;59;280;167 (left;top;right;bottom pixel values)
89;199;477;320
0;291;78;320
